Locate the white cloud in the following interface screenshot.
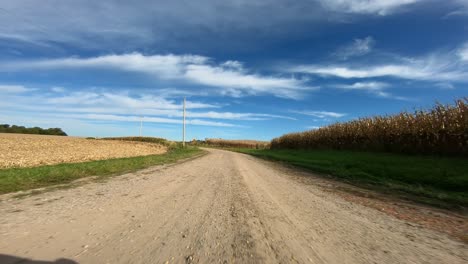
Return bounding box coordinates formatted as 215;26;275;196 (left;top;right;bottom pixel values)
156;88;208;98
35;91;219;113
334;36;375;59
290;48;468;82
335;81;388;90
334;81;409;100
0;86;294;130
291;64;467;81
184;64;309;99
5;53;208;78
2;53;309;99
95;93;217;110
0;1;426;52
186;111;295;121
444;0;468;17
291;43;468;83
0;84;34;93
46;92;105;105
60;113;238;127
319;0;421;15
435;82;455;90
371;91;411;101
221;60;243;70
50;86;66;93
458;43;468;61
291;110;346;118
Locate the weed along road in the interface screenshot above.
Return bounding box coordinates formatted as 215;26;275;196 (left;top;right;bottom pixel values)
0;148;466;264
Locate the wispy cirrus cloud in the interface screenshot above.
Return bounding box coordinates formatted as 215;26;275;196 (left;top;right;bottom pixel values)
0;0;428;53
186;111;295;121
434;82;455;90
50;86;66;93
0;86;294;129
1;53;310;99
183;64;311;99
291;110;347;118
443;0;468;17
0;84;34;93
59;113;240;127
290;45;468;82
3;53;208;78
335;81;410;100
458;42;468;61
333;36;375;60
335;81;388;91
291;64;467;81
37;92;217;110
318;0;421;15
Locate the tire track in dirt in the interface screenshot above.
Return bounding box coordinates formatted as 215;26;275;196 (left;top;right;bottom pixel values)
0;148;466;264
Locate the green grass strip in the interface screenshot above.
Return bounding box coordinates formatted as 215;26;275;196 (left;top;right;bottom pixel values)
233;148;468;208
0;146;203;194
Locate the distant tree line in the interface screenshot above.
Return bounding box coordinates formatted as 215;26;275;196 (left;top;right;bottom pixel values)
0;124;67;136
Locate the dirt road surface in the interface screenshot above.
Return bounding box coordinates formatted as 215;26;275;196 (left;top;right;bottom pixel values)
0;149;466;263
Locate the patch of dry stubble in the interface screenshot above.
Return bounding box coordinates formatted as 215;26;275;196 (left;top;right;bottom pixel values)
0;133;167;168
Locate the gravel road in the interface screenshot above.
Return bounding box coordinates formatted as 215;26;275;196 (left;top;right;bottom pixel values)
0;148;466;263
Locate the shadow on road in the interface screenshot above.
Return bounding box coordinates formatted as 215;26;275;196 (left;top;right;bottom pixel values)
0;254;78;264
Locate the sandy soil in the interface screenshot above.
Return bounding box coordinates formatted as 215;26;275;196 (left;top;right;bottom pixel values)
0;133;166;168
0;148;466;263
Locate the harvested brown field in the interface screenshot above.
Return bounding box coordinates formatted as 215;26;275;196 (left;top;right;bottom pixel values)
0;133;167;169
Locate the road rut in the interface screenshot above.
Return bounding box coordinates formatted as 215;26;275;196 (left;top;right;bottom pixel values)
0;148;466;263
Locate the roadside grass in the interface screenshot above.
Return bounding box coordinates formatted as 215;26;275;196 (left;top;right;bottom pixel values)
233;148;468;208
0;146;203;195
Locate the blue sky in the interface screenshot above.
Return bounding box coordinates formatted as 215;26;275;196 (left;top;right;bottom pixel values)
1;0;467;140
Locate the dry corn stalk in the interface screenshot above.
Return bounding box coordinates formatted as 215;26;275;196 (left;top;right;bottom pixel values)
271;98;468;155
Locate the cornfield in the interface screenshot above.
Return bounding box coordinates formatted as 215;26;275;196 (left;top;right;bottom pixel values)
199;138;270;149
271;98;468;156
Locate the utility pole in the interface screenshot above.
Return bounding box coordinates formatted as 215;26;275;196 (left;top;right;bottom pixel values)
183;97;186;147
139;115;143;137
